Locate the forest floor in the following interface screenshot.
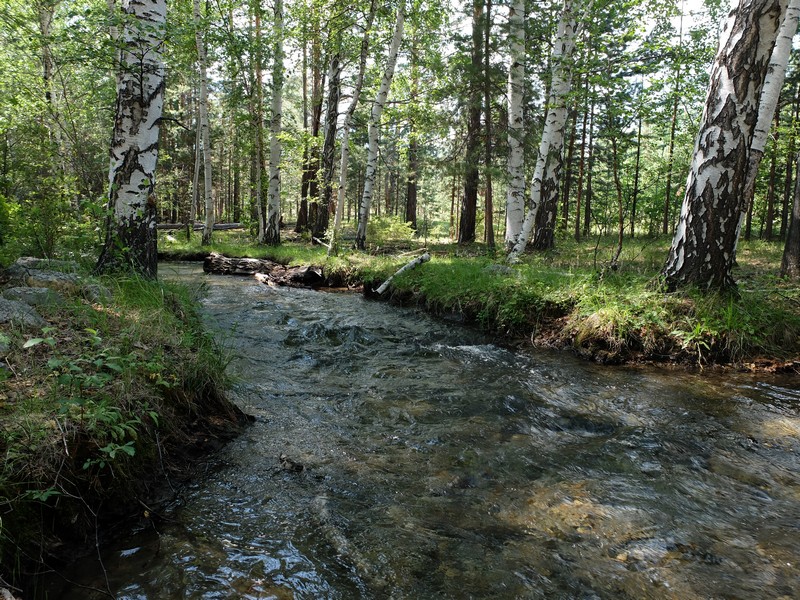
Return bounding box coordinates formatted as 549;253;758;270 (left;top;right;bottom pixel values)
0;259;249;597
160;226;800;372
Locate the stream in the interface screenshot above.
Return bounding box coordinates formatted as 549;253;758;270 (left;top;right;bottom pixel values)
47;262;800;599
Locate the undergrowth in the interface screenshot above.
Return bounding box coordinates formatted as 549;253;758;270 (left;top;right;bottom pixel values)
0;271;237;588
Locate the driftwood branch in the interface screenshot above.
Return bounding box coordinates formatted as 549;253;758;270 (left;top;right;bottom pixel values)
375;253;430;294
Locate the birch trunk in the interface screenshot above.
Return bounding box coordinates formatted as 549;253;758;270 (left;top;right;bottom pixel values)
95;0;166;278
662;0;788;291
193;0;214;246
253;4;266;243
264;0;284;245
505;0;526;249
189;95;201;240
508;0;581;262
737;0;800;242
330;0;376;256
356;2;405;250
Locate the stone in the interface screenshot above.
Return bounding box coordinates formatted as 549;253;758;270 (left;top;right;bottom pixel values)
24;270;81;294
15;256;79;271
82;284;113;304
2;286;64;307
0;298;46;327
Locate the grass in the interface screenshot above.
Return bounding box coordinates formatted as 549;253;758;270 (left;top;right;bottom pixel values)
0;266;243;587
160;227;800;368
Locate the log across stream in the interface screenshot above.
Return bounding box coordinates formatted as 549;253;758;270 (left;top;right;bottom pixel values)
43;262;800;599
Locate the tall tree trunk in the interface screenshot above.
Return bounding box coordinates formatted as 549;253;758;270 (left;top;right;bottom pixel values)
508;0;581;261
96;0;166;278
781;81;800;238
780;151;800;277
459;0;483;245
483;0;494;249
663;0;684;235
630;114;643;238
738;0;800;241
295;8;324;233
264;0;283;245
610;134;624;269
583;94;595;237
405;32;419;232
662;0;788;291
315;52;341;240
574;73;589;241
561;107;577;232
252;2;266;242
330;0;375;256
194;0;214;246
764;110;779;239
189;90;201;240
505;0;526;248
356;2;405;250
296;23;310;233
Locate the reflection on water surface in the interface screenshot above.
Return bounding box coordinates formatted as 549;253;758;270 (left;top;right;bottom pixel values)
47;263;800;599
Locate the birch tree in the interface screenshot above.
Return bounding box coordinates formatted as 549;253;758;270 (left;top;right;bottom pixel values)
264;0;283;245
95;0;166;278
330;0;376;256
738;0;800;241
193;0;214;246
661;0;788;291
508;0;581;262
355;1;405;250
505;0;525;249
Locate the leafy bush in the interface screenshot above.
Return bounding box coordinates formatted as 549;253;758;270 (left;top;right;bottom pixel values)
367;216;416;246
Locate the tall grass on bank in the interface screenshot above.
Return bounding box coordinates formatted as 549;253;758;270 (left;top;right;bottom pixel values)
0;271;234;582
160;229;800;366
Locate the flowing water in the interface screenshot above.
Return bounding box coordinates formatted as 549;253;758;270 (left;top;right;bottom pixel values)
48;263;800;599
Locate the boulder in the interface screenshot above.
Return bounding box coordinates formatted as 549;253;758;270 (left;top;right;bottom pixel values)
0;298;46;328
2;286;65;307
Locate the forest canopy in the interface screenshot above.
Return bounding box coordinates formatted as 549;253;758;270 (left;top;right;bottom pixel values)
0;0;798;288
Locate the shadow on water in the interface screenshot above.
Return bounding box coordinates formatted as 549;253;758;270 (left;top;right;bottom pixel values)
45;263;800;599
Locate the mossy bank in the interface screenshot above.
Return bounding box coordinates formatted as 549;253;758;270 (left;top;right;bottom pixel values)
162;229;800;370
0;258;249;597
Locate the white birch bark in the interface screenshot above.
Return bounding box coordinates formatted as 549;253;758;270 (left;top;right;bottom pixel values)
508;0;580;262
505;0;526;249
330;1;376;256
662;0;788;290
189;99;201;238
737;0;800;241
375;253;431;294
96;0;166;277
355;1;405;250
264;0;284;245
194;0;214;245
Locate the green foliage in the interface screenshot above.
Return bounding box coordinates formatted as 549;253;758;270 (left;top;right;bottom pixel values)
0;268;233;578
366;216;416;246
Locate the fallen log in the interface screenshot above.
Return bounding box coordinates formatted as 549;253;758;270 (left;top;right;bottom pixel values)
254;265;324;288
203;252;281;276
203;253;324;287
158;222;244;231
374;252;431;294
